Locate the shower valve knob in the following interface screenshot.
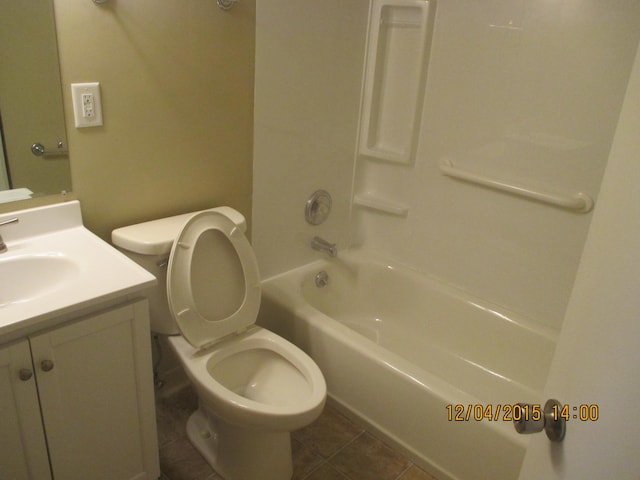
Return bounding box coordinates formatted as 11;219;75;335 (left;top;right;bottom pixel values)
305;190;332;225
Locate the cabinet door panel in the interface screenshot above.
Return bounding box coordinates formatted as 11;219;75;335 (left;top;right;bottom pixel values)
0;339;51;480
31;301;158;480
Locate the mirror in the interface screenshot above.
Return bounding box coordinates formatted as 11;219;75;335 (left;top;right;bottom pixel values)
0;0;72;204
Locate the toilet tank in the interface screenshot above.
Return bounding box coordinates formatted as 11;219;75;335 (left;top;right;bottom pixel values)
112;206;247;335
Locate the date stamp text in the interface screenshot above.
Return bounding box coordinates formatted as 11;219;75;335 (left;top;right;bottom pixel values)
446;403;599;422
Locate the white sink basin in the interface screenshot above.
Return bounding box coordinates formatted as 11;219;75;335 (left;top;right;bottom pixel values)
0;201;156;342
0;254;80;307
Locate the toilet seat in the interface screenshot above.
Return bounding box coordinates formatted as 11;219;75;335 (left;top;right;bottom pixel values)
167;211;261;349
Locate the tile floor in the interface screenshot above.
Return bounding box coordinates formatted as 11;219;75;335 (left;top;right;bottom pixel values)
155;386;440;480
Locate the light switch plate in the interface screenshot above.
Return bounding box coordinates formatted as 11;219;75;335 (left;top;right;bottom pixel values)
71;82;103;128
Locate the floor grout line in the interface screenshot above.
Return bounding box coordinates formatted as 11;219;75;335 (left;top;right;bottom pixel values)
326;429;366;462
395;462;416;480
322;430;366;480
297;429;365;480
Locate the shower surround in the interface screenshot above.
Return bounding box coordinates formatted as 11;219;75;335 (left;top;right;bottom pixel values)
253;1;640;478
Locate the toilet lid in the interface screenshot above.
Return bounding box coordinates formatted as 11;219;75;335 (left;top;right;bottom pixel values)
166;211;261;349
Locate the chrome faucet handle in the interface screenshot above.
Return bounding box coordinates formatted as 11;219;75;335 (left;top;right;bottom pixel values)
0;217;19;253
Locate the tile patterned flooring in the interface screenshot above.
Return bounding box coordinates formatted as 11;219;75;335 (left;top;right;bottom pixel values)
155;386;440;480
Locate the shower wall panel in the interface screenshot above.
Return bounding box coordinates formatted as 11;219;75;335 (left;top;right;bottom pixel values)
253;0;369;279
353;0;640;330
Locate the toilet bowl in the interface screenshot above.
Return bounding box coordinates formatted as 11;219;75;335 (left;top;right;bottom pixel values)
112;208;326;480
169;328;325;480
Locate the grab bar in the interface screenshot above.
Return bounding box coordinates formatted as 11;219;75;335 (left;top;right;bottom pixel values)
31;142;69;158
439;158;593;213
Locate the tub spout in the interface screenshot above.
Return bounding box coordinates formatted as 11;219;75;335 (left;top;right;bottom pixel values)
311;236;337;257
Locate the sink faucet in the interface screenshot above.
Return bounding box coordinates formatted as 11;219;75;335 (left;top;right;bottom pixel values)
0;217;19;253
311;236;337;257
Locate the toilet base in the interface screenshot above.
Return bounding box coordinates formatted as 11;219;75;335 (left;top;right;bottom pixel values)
186;404;293;480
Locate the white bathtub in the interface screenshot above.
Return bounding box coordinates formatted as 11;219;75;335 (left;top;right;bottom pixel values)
258;249;557;480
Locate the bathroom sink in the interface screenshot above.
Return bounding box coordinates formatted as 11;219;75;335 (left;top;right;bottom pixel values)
0;254;80;307
0;201;156;342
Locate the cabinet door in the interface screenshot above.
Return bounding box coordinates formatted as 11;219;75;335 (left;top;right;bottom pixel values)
30;300;159;480
0;339;52;480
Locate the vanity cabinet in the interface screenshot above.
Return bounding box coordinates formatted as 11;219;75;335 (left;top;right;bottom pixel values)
0;299;159;480
0;338;51;479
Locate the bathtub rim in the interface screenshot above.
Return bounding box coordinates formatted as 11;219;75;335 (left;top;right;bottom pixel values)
263;247;559;343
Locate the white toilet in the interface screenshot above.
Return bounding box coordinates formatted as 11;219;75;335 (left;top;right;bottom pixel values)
112;207;326;480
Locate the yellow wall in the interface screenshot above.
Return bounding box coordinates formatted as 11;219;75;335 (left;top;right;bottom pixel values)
52;0;255;239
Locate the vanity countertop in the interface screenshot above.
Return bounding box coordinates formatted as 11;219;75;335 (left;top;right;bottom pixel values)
0;201;156;343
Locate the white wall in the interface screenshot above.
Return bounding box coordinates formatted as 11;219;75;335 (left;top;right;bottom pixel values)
253;1;640;333
518;39;640;480
252;0;369;279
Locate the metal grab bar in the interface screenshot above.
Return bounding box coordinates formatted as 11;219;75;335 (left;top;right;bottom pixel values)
439;158;594;213
31;142;69;158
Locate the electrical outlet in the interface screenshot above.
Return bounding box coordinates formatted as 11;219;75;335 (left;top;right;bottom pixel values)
82;93;95;118
71;82;103;128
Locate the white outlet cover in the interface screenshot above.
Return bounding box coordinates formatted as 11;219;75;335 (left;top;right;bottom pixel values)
71;82;103;128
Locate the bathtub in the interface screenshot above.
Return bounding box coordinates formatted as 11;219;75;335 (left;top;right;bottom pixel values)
258;249;557;480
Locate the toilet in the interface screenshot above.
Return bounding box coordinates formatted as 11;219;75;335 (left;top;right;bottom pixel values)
112;207;326;480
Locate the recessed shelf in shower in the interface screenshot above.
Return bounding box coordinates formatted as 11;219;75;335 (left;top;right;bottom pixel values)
358;0;432;165
353;193;409;217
